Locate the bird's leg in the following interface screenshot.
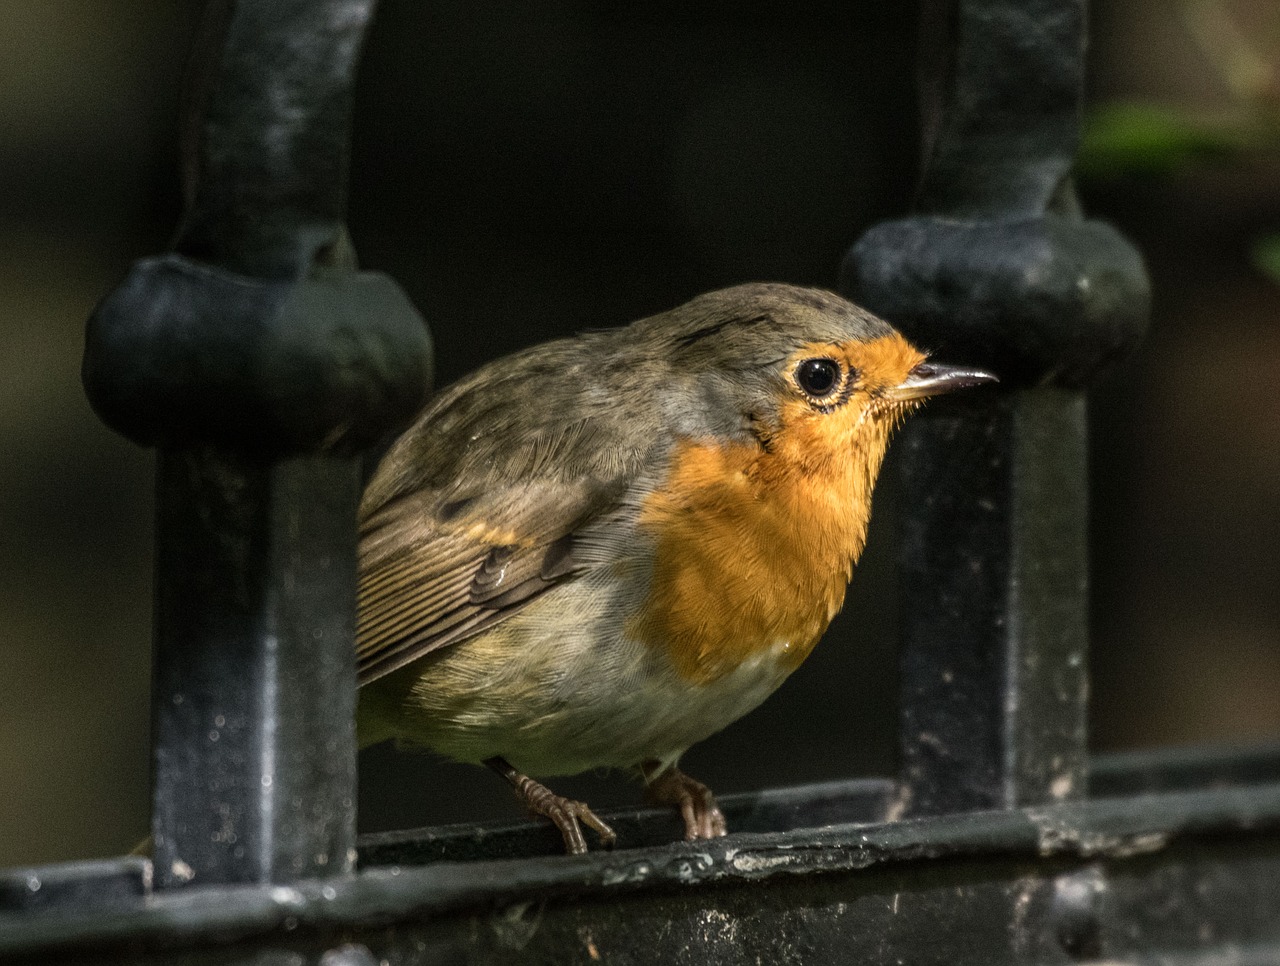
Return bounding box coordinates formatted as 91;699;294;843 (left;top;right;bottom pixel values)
641;760;728;841
483;756;617;855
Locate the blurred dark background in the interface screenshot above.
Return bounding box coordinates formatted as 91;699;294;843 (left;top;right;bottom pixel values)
1;0;1277;866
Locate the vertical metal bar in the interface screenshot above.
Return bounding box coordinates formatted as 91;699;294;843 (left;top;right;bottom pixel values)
151;452;360;885
842;0;1149;814
83;0;431;887
894;393;1089;812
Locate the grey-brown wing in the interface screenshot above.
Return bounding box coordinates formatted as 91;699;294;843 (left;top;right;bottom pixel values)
355;332;674;685
355;480;625;685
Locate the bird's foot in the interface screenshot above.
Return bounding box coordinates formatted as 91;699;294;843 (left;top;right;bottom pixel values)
642;760;728;841
484;756;617;855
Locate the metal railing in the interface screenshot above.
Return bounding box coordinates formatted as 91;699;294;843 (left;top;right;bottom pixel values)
3;1;1279;963
82;0;431;892
844;0;1149;817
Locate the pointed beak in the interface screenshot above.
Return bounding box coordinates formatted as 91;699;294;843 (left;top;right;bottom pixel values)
889;362;999;401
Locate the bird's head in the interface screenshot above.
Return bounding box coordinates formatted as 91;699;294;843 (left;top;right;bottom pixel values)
628;283;997;477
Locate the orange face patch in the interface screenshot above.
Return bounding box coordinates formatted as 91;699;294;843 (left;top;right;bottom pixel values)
629;333;927;684
835;334;929;396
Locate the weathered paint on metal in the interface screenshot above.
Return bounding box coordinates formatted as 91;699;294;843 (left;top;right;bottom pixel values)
2;772;1279;963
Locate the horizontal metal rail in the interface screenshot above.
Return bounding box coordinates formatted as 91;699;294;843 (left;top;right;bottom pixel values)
1;783;1278;961
3;745;1279;962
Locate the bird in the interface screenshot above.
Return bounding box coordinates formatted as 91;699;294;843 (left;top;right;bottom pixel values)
355;282;995;854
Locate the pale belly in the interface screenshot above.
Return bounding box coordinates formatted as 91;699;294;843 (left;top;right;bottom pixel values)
365;579;800;777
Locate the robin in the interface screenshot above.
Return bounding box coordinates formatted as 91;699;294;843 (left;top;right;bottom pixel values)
356;283;995;854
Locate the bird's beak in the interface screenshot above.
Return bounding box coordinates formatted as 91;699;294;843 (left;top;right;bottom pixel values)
889;362;999;401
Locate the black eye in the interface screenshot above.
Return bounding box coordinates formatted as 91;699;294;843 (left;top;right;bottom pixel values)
796;358;841;398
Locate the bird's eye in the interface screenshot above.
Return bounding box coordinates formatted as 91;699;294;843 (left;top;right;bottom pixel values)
795;358;841;398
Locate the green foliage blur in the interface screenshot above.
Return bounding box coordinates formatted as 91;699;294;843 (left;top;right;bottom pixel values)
1079;0;1280;284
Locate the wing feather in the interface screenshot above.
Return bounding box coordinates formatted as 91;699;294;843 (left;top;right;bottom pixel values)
355;334;670;685
355;479;636;685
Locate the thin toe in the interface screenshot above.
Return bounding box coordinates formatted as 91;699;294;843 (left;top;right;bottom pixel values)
575;802;618;848
547;803;588;855
643;763;731;842
708;805;728;837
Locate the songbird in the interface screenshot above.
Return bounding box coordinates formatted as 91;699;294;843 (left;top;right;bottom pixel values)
356;283;995;853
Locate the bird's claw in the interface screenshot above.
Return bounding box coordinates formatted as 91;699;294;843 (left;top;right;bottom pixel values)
535;792;617;855
643;762;727;841
485;757;616;854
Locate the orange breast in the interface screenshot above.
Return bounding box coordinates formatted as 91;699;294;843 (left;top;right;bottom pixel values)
629;425;888;685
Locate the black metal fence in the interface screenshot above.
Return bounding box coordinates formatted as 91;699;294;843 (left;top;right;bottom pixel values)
3;1;1280;963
